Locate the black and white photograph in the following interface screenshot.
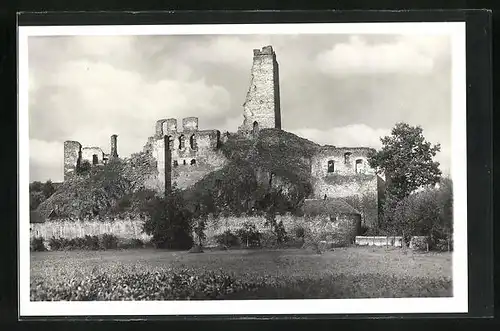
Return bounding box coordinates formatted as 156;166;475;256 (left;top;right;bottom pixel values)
18;21;468;316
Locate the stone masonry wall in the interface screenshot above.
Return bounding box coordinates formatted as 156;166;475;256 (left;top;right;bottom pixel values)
63;141;82;181
310;146;383;228
203;214;361;247
149;117;227;191
239;45;281;132
30;214;360;248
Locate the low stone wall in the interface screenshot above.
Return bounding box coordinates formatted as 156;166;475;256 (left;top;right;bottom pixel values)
355;236;403;247
30;214;361;248
30;218;151;241
204;214;361;247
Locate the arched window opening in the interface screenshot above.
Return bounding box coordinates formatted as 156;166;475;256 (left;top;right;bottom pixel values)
92;154;98;165
344;152;352;164
173;160;178;167
183;160;187;165
355;159;363;173
327;160;335;173
189;134;196;150
178;135;185;149
190;159;196;165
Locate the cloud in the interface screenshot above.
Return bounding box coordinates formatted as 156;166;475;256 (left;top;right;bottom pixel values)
291;124;390;149
316;35;449;75
29;139;64;182
29;56;231;157
182;36;272;68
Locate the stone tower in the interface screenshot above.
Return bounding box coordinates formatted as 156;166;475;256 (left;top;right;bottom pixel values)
63;140;82;181
239;45;282;133
110;134;118;159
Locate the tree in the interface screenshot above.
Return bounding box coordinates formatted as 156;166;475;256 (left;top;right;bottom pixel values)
142;188;194;250
29;180;57;210
368;122;442;200
391;178;453;249
368;123;442;236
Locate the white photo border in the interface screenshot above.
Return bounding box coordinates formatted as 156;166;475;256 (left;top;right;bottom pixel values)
18;22;467;317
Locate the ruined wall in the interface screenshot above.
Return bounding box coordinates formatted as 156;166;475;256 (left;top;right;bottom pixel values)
310;146;383;228
149;117;227;191
311;147;376;177
203;214;361;247
63;135;119;181
63;141;82;181
239;45;281;132
81;147;105;166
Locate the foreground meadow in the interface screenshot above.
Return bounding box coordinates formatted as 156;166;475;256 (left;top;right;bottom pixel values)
30;246;452;301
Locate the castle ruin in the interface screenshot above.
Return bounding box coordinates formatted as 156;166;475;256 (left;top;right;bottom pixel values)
62;45;384;228
238;45;281;134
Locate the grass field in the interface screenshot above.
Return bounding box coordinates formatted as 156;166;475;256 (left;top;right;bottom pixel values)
30;246;453;300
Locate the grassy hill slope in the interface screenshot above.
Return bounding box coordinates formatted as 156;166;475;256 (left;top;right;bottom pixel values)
35;129;320;220
183;129;320;215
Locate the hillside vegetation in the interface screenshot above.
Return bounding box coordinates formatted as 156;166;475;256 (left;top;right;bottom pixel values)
35;129;320;220
36;152;159;220
183;129;320;216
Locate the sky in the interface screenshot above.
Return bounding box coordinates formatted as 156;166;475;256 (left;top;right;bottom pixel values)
27;33;452;183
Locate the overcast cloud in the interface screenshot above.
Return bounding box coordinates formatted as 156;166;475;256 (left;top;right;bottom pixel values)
27;33;452;182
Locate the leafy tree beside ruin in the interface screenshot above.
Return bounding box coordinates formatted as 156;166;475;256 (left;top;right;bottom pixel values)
368;122;442;237
368;122;442;200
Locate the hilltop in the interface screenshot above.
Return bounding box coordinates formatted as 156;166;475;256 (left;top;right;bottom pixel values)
182;129;320;215
34;129;322;221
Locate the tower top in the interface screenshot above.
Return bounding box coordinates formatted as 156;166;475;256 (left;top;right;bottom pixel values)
253;45;275;56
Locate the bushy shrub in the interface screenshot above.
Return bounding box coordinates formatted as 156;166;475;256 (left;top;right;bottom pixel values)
293;225;306;241
433;238;453;252
47;235;146;251
382;178;453;248
48;237;62;250
235;222;261;248
259;231;279;248
117;238;144;249
84;235;100;250
30;237;46;252
99;234;118;250
214;230;240;248
142;189;194;250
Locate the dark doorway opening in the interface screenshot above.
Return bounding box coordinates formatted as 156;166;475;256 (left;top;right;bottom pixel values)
327;160;335;173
